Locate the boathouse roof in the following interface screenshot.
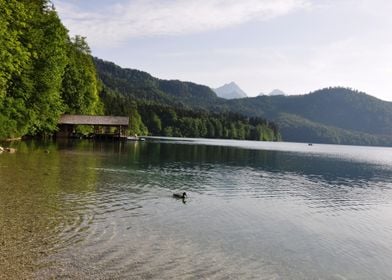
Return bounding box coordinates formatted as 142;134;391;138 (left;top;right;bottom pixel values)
59;114;129;126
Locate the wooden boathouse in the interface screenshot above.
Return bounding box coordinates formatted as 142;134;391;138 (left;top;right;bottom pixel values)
57;114;129;139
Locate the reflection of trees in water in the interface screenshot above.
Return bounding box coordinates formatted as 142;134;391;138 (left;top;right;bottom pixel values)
136;142;276;168
0;140;101;279
135;142;387;184
131;142;392;210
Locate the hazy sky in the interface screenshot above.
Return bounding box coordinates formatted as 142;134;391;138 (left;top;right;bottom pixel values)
53;0;392;101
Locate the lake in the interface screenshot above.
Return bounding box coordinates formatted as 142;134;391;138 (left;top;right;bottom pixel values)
1;138;392;279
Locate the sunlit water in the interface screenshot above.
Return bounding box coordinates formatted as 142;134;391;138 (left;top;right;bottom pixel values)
1;139;392;279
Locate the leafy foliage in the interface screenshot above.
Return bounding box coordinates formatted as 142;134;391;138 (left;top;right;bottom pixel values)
26;2;69;134
0;0;34;138
61;36;103;115
0;1;102;139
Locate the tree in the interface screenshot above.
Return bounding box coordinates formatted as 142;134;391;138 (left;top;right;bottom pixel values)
206;119;215;138
61;36;102;115
128;103;148;136
146;112;162;135
0;0;31;138
163;126;174;137
212;118;223;138
26;2;69;135
0;0;69;138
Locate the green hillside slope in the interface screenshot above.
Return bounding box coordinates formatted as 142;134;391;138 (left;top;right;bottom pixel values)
277;113;392;146
229;88;392;136
94;57;221;109
95;58;392;146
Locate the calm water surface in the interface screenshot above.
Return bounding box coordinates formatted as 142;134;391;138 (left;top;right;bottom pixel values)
1;139;392;279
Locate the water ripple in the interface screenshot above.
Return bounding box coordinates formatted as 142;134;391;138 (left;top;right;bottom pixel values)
2;141;392;279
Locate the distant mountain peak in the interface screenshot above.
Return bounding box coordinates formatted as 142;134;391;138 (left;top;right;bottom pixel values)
258;89;286;96
214;82;247;99
269;89;286;96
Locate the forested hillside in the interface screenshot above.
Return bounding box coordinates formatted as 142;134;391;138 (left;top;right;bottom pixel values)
95;58;392;146
100;89;280;141
0;0;101;139
96;58;281;141
226;88;392;145
228;88;392;136
94;58;222;109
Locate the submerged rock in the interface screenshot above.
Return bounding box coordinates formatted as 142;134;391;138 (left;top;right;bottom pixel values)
5;147;16;153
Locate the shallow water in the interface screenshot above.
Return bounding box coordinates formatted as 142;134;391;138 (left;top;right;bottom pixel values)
1;139;392;279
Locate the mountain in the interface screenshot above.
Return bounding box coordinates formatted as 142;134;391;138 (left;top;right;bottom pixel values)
214;82;247;99
94;58;279;141
94;57;222;109
258;89;285;96
225;87;392;145
94;58;392;146
227;87;392;136
268;89;286;96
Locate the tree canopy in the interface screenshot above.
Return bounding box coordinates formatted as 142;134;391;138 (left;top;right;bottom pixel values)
0;1;101;139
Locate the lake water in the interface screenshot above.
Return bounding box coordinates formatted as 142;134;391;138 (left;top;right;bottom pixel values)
1;138;392;279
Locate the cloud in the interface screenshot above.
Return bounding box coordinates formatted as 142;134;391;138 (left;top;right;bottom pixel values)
148;37;392;100
55;0;310;47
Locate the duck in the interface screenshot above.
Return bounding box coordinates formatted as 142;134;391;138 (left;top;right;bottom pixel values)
173;192;187;199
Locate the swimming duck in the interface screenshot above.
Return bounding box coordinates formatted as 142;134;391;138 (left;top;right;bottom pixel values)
173;192;187;199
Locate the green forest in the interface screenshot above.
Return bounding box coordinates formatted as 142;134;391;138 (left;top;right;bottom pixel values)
0;0;280;141
101;89;280;141
0;0;101;139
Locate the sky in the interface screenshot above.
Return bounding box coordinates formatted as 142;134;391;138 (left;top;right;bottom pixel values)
53;0;392;101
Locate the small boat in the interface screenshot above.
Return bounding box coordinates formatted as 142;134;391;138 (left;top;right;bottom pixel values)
127;136;146;141
127;136;138;141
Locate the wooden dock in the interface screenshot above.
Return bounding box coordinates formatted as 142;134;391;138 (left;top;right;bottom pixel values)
57;114;129;139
